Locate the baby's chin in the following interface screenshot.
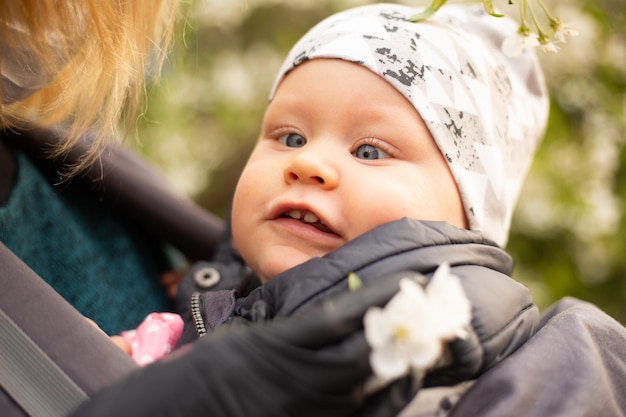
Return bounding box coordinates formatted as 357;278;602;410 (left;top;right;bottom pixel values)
255;248;322;284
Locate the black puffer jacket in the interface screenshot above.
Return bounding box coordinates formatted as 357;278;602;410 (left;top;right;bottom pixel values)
177;217;539;387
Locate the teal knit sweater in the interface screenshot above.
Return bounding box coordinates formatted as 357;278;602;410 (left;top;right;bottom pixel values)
0;152;172;334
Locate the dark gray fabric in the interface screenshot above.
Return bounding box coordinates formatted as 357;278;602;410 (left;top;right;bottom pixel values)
445;297;626;417
201;290;237;329
398;297;626;417
0;243;138;417
0;308;87;417
69;275;417;417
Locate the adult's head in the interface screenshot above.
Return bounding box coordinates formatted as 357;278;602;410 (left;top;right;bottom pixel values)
0;0;178;170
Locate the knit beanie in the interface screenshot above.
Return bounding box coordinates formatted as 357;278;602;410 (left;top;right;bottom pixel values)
269;3;549;247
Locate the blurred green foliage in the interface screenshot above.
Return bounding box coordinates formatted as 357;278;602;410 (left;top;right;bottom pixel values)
135;0;626;323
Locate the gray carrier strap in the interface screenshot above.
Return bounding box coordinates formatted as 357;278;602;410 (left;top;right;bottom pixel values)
0;243;138;417
398;381;475;417
0;308;87;417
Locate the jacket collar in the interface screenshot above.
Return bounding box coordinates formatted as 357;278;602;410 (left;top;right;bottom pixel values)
235;218;511;319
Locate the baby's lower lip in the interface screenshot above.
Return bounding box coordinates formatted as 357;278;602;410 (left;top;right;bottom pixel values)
311;222;334;234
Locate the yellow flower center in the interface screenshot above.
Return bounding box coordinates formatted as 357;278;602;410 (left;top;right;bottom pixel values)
394;325;410;342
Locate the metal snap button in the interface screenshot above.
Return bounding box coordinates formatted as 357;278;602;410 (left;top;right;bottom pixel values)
193;266;221;289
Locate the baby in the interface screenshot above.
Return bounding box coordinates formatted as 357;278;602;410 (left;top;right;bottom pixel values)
231;2;547;283
127;2;548;366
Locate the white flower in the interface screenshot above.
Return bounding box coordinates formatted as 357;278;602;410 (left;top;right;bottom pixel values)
502;33;541;57
364;263;471;383
551;18;579;43
540;41;561;53
537;31;561;53
414;0;580;56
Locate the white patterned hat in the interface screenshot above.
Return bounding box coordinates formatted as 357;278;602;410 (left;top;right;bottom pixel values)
269;3;549;247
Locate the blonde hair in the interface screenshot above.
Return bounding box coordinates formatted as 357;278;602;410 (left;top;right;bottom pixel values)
0;0;178;172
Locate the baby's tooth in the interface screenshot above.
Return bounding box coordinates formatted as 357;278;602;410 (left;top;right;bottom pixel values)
303;212;319;223
288;210;302;220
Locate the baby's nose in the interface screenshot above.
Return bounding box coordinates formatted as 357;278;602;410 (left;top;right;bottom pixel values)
283;149;338;189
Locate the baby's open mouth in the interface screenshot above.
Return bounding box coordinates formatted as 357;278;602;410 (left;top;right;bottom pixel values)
282;210;336;234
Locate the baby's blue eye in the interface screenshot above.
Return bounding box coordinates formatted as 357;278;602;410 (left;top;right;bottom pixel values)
278;133;306;148
353;144;391;160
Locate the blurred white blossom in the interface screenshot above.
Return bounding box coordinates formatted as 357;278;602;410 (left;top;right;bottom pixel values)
551;19;579;43
502;32;541;57
413;0;579;57
539;38;561;53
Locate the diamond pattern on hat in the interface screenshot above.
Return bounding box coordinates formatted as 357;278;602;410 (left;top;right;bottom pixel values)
463;76;495;142
452;77;477;115
424;70;454;108
473;143;505;200
414;34;455;71
411;84;441;125
452;167;489;227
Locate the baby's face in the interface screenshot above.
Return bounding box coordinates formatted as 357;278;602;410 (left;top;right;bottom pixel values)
231;59;467;283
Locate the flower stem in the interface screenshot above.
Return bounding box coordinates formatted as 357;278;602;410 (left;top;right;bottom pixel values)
482;0;504;17
534;0;556;21
519;0;529;30
410;0;449;22
527;0;549;41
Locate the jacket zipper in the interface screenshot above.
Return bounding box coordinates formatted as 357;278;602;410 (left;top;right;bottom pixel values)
191;292;207;337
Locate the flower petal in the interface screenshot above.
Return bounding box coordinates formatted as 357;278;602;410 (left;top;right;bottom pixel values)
370;344;409;380
426;263;471;339
364;307;392;348
408;338;443;369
